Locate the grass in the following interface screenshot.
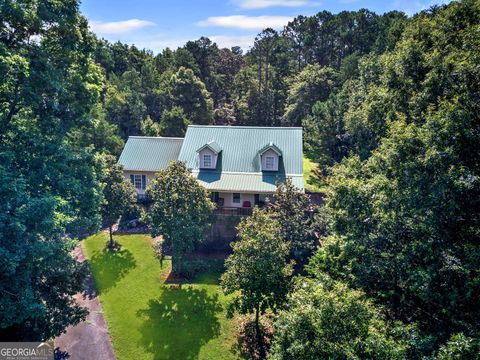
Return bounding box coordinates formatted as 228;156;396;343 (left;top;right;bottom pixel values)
303;155;327;193
83;233;237;360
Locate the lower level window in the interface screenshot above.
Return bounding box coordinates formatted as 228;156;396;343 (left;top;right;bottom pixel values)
134;175;142;190
232;193;241;204
130;174;146;190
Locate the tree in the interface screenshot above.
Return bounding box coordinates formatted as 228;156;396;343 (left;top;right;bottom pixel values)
270;277;412;360
0;0;103;340
303;93;347;167
104;70;147;138
140;115;162;137
437;333;480;360
70;104;125;156
160;106;190;137
308;1;480;354
213;101;236;125
221;209;293;359
312;111;480;353
244;28;289;126
100;155;137;249
270;178;321;263
146;162;215;275
284;64;337;126
213;47;245;103
167;67;213;125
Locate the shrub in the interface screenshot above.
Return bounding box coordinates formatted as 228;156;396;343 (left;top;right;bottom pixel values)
180;259;225;279
234;316;274;360
437;333;480;360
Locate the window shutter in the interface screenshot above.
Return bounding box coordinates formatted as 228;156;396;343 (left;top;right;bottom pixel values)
214;192;219;202
130;175;134;185
254;194;260;205
141;175;146;190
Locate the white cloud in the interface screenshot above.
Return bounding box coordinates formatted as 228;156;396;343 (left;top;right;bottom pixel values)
127;34;256;53
128;38;190;52
391;0;423;15
89;19;156;34
391;0;450;15
232;0;307;9
197;15;293;30
209;34;256;50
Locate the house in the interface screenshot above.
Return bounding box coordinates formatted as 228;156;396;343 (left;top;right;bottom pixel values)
118;125;304;214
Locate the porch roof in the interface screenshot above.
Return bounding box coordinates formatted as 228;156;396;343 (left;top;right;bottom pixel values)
193;171;304;193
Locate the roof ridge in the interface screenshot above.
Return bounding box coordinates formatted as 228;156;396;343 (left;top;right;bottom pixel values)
191;170;303;176
128;136;184;140
187;125;302;130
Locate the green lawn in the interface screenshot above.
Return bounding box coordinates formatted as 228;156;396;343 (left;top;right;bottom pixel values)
303;155;326;193
83;233;237;360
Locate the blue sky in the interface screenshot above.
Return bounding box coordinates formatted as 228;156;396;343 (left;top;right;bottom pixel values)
80;0;449;53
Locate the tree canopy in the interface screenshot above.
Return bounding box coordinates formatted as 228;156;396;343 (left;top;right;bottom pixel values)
100;155;137;248
0;0;104;340
221;209;292;358
145;161;215;275
1;0;479;354
270;277;412;360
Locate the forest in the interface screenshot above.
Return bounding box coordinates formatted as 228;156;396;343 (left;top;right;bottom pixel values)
1;0;479;358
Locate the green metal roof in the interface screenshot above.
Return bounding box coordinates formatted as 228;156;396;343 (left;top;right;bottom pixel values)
194;172;304;193
118;126;304;193
258;142;282;156
118;136;183;171
197;140;222;154
178;125;303;175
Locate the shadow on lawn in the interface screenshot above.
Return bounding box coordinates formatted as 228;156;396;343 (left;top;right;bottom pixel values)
137;286;222;360
89;246;136;294
163;271;220;286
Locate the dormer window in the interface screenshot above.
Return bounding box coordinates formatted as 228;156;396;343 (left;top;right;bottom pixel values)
198;140;221;169
203;154;212;168
259;142;282;172
265;156;275;170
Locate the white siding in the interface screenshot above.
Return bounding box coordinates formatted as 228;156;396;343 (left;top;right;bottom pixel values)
124;171;156;195
217;192;255;208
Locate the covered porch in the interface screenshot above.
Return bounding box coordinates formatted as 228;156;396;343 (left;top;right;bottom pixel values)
210;191;272;216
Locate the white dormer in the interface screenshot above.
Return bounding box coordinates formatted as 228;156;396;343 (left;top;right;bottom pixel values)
197;140;221;169
259;142;282;171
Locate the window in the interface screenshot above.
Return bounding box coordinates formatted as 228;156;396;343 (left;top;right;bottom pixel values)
232;193;241;204
134;175;142;190
130;174;146;190
265;156;275;170
203;154;212;168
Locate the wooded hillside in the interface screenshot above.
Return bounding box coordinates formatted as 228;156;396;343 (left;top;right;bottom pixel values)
1;1;479;357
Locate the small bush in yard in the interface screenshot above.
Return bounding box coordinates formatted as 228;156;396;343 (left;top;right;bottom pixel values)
234;316;274;360
181;258;225;279
152;236;166;268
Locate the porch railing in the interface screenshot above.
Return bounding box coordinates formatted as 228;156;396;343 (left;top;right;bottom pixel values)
213;207;253;216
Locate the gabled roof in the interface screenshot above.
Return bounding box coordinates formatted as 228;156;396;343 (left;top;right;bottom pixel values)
118;136;183;171
258;142;282;156
178;125;303;175
197;140;222;154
